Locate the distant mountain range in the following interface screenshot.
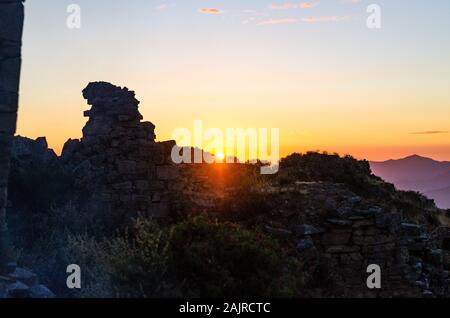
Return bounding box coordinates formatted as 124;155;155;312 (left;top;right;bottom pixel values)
370;155;450;209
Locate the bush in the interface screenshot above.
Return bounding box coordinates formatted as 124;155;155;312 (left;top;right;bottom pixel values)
278;152;378;195
14;203;102;295
167;215;301;297
220;167;271;222
66;218;176;298
56;215;302;298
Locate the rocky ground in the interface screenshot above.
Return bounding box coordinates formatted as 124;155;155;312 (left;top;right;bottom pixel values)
0;262;54;298
260;181;450;297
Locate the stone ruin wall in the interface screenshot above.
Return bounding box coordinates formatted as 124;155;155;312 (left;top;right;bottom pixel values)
61;82;178;224
311;213;450;297
0;0;24;268
260;182;450;297
176;177;450;297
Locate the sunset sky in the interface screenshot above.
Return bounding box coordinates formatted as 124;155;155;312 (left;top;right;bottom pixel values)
17;0;450;161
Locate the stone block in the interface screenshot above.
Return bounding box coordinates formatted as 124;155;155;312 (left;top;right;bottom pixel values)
8;267;38;286
0;57;22;93
0;1;24;42
401;223;422;237
322;231;351;245
152;148;165;165
29;284;55;298
116;160;137;174
427;249;443;265
292;224;324;236
112;181;132;190
375;212;401;230
6;282;31;298
339;252;363;265
0;206;5;223
0;39;21;60
152;192;162;203
101;192;113;202
352;234;374;245
0;112;17;133
352;219;375;228
0;162;10;186
149;180;166;191
0;91;18;112
120;193;132;203
147;202;170;218
327;219;352;227
353;227;377;236
325;245;360;254
156;165;178;180
135;180;149;191
296;236;315;252
132;194;150;203
0;133;13;162
0;186;6;208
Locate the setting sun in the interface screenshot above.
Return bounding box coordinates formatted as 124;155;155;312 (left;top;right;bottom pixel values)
215;152;225;161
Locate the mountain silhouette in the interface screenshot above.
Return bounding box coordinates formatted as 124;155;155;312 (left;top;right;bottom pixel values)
370;155;450;209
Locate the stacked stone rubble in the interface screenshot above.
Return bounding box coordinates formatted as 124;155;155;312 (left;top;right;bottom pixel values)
262;182;450;297
0;262;55;298
175;173;450;297
62;82;177;224
0;0;24;270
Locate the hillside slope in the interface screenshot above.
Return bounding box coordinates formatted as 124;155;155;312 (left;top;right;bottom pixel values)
371;155;450;209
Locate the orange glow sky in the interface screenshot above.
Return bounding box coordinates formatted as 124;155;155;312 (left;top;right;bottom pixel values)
16;0;450;161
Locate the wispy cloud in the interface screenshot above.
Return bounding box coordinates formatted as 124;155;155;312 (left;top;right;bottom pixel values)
199;8;224;15
155;3;175;11
302;15;350;22
257;18;298;25
410;131;449;135
270;2;319;10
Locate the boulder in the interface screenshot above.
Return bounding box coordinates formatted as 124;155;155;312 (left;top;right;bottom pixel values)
29;284;55;298
296;236;315;252
8;267;38;286
12;136;57;164
6;282;31;298
292;224;324;236
401;223;422;237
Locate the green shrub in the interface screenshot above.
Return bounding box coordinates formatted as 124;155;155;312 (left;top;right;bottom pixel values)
167;215;301;297
220;167;271;222
66;218;176;298
64;215;302;298
15;204;96;295
278;152;382;196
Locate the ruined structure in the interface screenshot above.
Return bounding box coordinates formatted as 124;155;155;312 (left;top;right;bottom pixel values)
0;0;24;270
176;159;450;297
61;82;177;228
262;181;450;297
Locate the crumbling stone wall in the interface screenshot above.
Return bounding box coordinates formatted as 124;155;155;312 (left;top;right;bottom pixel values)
176;175;450;297
311;215;447;297
0;0;24;269
62;82;177;228
262;182;450;297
